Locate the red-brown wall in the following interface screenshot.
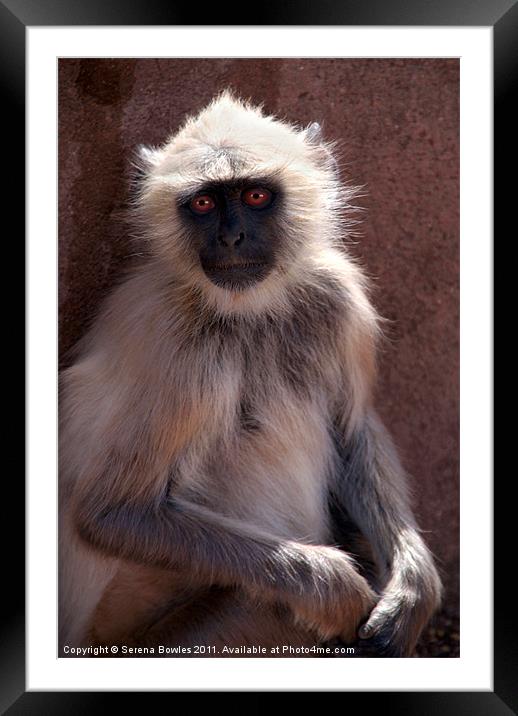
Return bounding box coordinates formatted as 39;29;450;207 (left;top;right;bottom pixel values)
59;58;459;612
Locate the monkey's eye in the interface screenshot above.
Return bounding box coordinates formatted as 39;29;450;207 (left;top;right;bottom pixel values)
189;194;216;214
242;187;272;209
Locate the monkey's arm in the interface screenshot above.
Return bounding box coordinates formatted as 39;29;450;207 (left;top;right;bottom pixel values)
330;410;442;656
72;474;375;643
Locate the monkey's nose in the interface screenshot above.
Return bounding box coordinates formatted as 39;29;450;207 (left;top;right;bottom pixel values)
218;231;245;248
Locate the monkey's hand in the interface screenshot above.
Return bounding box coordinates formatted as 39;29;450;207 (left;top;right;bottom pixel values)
355;558;442;657
287;545;378;644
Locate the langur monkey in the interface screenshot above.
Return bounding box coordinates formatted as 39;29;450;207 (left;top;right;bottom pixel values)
59;91;442;657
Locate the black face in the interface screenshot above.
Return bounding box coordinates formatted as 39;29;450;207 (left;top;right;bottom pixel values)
178;180;280;291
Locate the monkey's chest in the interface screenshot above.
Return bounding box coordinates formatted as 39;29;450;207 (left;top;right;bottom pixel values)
175;393;336;544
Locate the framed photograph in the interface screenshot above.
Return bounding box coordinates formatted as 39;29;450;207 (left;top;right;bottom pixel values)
11;0;505;709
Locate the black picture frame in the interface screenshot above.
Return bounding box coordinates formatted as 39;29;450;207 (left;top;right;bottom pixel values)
9;0;505;711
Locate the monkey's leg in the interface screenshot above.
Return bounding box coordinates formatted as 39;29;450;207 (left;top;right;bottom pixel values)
88;565;325;657
87;562;204;647
331;410;443;657
73;487;376;644
130;588;319;658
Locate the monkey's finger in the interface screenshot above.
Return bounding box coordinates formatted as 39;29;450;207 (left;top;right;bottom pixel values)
358;622;375;639
358;608;387;639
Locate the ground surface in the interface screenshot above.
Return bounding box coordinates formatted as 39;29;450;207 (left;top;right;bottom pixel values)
415;606;460;658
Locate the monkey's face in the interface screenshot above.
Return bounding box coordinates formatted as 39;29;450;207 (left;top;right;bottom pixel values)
136;93;351;305
177;180;281;291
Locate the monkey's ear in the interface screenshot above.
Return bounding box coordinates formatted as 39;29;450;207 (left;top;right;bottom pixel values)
137;144;163;168
304;122;340;176
129;145;161;198
304;122;323;145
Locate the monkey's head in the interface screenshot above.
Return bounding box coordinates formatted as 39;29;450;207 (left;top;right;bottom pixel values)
134;91;357;312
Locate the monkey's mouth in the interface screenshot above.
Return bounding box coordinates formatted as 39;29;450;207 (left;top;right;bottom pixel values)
201;259;270;290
